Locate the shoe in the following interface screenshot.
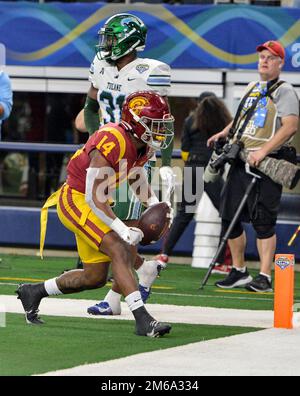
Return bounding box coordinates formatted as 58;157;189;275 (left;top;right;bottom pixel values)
153;254;169;274
16;284;44;325
139;284;151;303
87;301;120;316
215;268;253;289
212;264;233;275
137;258;167;303
136;319;172;338
245;274;273;293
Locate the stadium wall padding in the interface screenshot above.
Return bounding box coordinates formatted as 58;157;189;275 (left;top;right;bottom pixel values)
0;3;299;71
0;207;299;261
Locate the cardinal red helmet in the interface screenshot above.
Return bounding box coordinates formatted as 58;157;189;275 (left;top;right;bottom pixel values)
121;91;174;150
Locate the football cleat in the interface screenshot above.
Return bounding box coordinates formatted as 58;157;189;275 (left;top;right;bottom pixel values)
136;319;171;338
245;274;273;293
138;284;151;303
16;284;44;325
87;301;121;316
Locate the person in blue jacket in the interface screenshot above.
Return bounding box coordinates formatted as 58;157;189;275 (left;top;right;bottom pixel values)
0;70;13;139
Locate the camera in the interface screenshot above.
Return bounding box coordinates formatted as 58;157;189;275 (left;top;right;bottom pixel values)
210;140;244;171
204;139;244;183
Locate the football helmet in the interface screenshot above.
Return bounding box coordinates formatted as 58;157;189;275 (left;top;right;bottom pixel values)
121;91;174;150
97;13;147;61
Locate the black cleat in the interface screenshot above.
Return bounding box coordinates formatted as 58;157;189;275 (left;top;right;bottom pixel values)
245;274;273;293
136;320;172;338
16;284;44;325
215;268;253;289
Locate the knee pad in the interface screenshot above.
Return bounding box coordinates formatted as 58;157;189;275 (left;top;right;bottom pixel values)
222;220;243;240
253;223;275;239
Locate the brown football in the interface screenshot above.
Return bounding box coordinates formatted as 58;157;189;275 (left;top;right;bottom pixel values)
138;202;171;246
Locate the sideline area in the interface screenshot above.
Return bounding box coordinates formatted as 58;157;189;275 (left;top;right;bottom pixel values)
3;295;273;328
39;328;300;377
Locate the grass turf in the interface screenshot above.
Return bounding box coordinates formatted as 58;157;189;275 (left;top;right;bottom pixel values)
0;254;300;310
0;313;260;376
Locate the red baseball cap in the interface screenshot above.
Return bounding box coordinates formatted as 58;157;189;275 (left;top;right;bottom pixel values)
256;41;285;59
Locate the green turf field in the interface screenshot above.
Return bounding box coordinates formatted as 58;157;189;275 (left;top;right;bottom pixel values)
0;254;299;310
1;254;297;376
0;313;259;376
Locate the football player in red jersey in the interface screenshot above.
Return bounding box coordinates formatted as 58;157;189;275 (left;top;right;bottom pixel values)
16;91;174;337
76;13;175;314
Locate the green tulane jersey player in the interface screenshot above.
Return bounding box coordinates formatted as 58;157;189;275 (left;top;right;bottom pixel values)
78;13;175;316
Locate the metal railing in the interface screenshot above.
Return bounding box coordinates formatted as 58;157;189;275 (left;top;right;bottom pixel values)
0;141;183;202
0;141;299;203
0;141;183;158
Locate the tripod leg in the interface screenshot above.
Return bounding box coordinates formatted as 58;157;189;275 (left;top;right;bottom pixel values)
200;177;257;289
200;237;228;289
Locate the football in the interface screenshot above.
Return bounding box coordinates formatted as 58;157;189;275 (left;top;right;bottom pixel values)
138;202;171;246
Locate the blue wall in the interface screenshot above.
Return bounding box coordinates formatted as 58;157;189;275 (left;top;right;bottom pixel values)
1;206;299;260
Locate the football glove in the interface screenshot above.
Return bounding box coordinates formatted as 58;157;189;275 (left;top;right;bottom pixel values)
160;166;176;202
111;218;144;246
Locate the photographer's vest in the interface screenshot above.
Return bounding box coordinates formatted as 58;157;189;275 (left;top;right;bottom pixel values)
233;81;283;151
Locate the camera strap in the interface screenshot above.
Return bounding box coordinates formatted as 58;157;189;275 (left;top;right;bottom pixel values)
229;80;285;141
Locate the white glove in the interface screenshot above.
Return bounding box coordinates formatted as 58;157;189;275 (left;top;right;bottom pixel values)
160;166;176;202
146;194;160;208
166;201;174;226
111;218;144;246
160;166;176;189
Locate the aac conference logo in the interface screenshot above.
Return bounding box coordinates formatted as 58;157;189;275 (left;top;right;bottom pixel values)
291;43;300;68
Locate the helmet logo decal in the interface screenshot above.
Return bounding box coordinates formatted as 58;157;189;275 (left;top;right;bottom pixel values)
128;96;150;116
136;64;149;74
120;17;135;27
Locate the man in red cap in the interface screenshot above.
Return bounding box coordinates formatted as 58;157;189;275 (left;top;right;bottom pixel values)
256;41;285;84
207;40;299;292
256;40;285;61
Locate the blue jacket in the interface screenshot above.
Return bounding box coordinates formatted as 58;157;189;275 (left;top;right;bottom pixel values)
0;70;13;138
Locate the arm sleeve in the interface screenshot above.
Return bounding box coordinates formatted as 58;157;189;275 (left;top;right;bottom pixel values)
84;96;100;136
0;73;13;121
161;136;174;167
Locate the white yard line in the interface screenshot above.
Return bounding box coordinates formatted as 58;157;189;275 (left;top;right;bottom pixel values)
39;328;300;376
1;294;274;328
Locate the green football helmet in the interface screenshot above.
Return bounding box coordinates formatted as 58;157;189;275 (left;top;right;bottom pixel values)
97;13;147;62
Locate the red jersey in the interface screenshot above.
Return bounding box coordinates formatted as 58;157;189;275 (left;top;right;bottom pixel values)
67;123;153;193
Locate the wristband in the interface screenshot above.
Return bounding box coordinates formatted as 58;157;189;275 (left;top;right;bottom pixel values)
110;218;129;235
146;195;159;207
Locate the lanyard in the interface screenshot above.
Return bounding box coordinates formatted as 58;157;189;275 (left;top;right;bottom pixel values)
229;79;284;141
